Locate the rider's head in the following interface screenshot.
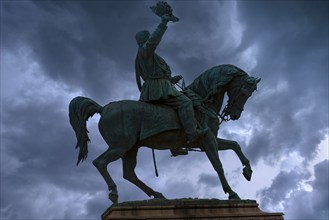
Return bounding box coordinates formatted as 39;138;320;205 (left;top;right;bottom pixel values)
135;30;150;47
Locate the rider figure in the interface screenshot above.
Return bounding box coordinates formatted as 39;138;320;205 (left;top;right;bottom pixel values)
135;14;208;144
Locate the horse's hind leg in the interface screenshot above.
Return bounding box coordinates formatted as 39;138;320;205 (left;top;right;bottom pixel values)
122;147;166;199
93;147;126;203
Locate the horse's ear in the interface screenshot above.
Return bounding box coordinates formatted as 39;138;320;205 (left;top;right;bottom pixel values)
256;78;261;84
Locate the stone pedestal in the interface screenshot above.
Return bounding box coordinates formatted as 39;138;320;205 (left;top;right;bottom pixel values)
102;198;284;220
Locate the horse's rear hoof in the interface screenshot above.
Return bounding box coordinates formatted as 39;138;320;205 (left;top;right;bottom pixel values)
228;191;241;200
109;193;118;203
243;166;253;181
153;191;166;199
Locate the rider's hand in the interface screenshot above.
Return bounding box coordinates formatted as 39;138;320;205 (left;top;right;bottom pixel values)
170;75;182;84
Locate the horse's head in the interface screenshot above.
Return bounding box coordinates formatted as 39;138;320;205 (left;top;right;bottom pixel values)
224;76;261;120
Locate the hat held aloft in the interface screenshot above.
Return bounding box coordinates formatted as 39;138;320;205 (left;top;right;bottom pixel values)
150;1;179;23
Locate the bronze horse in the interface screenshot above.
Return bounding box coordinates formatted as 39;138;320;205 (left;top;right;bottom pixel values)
69;64;260;203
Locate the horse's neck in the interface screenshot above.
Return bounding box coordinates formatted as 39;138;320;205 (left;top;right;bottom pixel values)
208;88;226;114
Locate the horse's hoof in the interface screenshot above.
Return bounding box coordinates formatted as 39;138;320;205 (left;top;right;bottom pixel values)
109;192;118;203
153;192;166;199
228;192;241;200
243;166;253;181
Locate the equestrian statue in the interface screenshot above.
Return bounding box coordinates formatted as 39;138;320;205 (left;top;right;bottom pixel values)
69;2;260;204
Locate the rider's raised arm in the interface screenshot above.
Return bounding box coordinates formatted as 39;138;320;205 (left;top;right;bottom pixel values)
142;18;169;57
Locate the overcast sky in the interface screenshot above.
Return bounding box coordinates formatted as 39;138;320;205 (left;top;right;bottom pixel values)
1;0;328;219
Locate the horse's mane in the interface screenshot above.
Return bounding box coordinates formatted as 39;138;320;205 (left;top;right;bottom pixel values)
187;64;248;100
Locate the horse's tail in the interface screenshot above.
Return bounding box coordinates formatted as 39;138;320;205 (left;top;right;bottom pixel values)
69;96;103;166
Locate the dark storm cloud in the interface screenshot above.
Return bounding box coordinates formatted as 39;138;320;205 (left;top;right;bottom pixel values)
232;0;329;163
1;0;328;219
257;169;311;209
232;2;328;218
1;0;241;101
159;1;245;82
310;160;329;218
2;0;150;102
0;96;106;218
258;160;328;219
198;173;219;187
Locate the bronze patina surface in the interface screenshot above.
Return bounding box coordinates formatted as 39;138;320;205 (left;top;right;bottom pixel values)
69;1;260;204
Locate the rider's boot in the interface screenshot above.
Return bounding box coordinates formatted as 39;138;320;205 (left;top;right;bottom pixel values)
177;102;208;143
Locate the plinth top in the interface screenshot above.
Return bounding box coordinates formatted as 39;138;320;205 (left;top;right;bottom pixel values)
102;198;284;220
112;198;257;207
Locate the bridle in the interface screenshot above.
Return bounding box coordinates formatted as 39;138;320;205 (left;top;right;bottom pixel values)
218;78;256;126
177;75;256;126
218;104;231;126
218;84;242;125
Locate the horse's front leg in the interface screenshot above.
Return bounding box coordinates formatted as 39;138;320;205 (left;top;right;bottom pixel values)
203;133;241;200
217;138;252;181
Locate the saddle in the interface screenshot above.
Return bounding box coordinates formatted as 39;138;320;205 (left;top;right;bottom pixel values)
139;102;181;140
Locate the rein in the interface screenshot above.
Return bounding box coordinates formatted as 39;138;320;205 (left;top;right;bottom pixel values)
218;104;231;126
176;78;186;90
218;83;244;126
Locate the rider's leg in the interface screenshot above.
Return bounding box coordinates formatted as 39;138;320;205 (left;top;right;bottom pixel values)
164;94;208;143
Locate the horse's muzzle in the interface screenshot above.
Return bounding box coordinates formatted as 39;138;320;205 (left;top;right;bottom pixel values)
231;114;240;120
